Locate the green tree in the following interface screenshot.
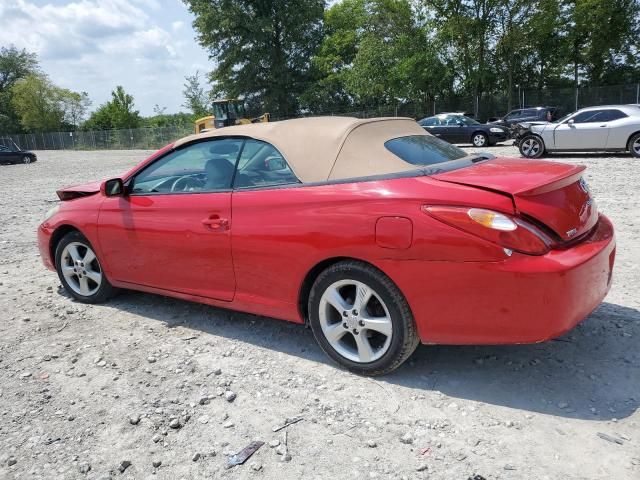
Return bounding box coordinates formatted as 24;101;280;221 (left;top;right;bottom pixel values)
59;89;91;128
303;0;450;112
0;46;39;133
182;71;210;117
11;74;67;132
84;86;141;130
562;0;640;87
184;0;324;118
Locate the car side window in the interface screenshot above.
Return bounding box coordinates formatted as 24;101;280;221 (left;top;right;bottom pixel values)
571;110;608;123
505;110;521;120
233;139;299;189
130;138;243;194
420;117;437;126
0;145;8;152
601;109;628;121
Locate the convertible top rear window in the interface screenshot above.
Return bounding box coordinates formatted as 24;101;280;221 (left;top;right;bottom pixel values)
384;135;467;166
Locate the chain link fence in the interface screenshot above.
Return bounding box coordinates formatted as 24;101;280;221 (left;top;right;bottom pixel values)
2;83;639;151
2;125;193;152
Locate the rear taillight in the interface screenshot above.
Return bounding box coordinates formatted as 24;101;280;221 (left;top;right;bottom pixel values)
423;206;552;255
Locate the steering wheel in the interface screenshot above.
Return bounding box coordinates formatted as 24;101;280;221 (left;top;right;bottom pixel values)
171;175;204;192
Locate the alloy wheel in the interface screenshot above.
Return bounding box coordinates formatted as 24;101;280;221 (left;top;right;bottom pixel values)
60;242;103;296
521;138;541;157
473;134;487;147
23;156;31;164
318;279;393;363
633;137;640;156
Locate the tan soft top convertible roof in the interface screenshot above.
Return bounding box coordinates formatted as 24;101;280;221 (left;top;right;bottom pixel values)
173;116;428;183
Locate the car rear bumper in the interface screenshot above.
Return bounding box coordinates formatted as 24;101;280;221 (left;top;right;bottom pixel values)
38;223;55;271
380;214;616;344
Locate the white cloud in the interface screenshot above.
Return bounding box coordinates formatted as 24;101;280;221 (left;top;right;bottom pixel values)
0;0;211;116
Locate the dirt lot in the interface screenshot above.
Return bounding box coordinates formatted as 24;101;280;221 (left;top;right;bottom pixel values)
0;145;638;480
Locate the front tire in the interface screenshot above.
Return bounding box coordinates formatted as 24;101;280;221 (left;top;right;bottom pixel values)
472;132;489;147
629;133;640;158
519;135;545;158
55;231;116;303
22;155;32;164
308;261;419;376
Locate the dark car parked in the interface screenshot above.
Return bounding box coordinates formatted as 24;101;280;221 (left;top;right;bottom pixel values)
0;138;37;165
418;113;509;147
489;107;558;127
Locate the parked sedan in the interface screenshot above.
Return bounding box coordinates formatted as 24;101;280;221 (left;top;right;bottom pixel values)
517;105;640;158
0;138;37;164
38;117;615;375
418;114;509;147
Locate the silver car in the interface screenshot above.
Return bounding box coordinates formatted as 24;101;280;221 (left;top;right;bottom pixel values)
517;104;640;158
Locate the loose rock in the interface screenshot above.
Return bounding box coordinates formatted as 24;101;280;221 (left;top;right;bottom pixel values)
118;460;132;473
400;432;414;445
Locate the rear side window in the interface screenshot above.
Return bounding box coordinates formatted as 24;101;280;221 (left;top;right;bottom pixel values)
233;139;299;188
419;117;438;126
601;109;627;121
384;135;467;166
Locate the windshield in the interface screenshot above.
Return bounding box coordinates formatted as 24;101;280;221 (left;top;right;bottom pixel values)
384;135;467;165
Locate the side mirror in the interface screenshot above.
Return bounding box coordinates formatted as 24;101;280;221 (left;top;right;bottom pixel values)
102;178;125;197
456;120;464;126
567;119;575;126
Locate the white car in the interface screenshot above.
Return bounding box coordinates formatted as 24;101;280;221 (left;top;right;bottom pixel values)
517;105;640;158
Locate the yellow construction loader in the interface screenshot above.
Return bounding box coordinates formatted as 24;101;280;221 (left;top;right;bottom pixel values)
194;99;270;133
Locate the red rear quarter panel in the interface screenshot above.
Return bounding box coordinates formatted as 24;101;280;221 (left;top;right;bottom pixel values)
231;176;513;321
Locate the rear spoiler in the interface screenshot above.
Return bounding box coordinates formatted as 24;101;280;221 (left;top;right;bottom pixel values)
515;166;585;196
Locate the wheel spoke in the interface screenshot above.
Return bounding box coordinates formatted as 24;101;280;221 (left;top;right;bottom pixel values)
61;265;76;278
324;323;347;343
67;244;82;262
83;249;96;265
360;315;392;337
353;283;372;312
354;334;375;362
78;276;90;295
85;269;101;284
325;286;349;313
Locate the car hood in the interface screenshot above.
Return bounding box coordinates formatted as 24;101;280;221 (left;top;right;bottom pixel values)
56;180;102;200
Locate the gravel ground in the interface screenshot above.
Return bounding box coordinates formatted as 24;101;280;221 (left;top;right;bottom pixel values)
0;145;638;480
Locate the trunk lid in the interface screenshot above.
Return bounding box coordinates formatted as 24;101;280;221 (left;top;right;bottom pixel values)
432;158;598;242
56;181;102;201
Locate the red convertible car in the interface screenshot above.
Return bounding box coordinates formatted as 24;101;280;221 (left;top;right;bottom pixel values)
38;117;615;375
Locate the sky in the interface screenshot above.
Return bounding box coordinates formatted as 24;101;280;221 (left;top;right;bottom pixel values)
0;0;212;116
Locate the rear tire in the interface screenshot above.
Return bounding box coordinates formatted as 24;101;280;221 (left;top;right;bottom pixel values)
629;133;640;158
519;135;545;158
472;132;488;147
55;231;116;304
308;260;419;376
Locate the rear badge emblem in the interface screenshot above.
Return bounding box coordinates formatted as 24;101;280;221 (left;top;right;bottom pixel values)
566;228;578;238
